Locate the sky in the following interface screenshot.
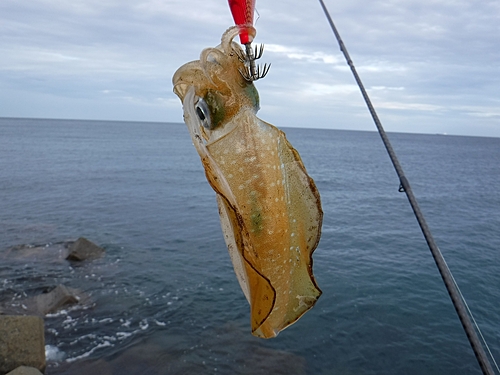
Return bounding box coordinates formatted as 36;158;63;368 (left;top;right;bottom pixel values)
1;0;499;137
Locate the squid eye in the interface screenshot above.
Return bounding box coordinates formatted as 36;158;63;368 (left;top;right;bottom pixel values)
195;97;211;129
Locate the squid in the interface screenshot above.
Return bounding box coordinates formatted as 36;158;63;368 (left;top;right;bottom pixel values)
172;26;322;338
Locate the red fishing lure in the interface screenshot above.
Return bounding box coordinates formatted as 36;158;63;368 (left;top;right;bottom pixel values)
228;0;256;44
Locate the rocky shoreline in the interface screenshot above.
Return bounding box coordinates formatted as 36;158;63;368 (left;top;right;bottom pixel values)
0;238;105;375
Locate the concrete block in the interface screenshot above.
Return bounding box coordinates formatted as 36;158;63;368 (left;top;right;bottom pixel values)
66;237;104;261
5;366;43;375
0;316;45;374
33;285;79;315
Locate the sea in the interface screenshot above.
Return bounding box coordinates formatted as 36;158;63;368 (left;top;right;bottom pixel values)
0;117;499;375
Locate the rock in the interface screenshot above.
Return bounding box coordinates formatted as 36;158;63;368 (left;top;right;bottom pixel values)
1;285;92;317
5;366;43;375
1;243;69;263
66;237;104;261
0;316;45;374
32;285;79;315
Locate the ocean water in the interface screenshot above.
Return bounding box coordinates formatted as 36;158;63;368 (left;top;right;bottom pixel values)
0;117;499;375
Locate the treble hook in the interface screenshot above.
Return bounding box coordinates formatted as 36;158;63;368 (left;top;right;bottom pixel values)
237;43;271;82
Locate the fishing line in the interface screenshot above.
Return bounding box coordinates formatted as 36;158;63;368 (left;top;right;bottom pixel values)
316;1;497;374
442;255;500;374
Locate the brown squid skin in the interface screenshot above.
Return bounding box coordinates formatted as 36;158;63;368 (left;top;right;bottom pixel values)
172;27;322;338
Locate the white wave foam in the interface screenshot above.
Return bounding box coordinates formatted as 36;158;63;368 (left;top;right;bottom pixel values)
120;318;132;327
69;333;97;346
116;331;134;339
46;345;66;361
65;341;113;363
139;319;149;330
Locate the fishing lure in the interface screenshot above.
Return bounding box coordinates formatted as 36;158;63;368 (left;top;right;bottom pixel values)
172;26;322;338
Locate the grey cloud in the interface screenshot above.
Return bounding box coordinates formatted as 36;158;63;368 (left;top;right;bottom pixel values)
0;0;498;136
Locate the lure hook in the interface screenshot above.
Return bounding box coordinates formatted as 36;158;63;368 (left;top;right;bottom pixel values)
238;43;271;82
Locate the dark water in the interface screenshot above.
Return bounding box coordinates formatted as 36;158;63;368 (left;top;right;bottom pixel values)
0;117;499;374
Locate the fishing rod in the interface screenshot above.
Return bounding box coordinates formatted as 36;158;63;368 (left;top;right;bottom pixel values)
316;1;497;374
